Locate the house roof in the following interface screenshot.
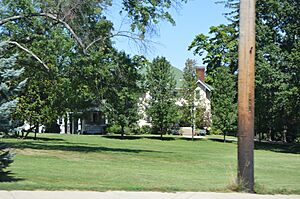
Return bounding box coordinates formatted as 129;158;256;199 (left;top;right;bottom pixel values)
196;79;213;92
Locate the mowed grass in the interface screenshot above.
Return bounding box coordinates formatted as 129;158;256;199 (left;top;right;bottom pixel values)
0;133;299;194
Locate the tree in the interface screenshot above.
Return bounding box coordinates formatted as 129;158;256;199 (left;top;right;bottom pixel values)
0;43;23;179
179;59;197;126
0;42;26;133
254;0;300;142
108;52;145;137
195;103;211;129
211;59;237;141
0;0;188;133
146;57;178;139
0;0;188;54
190;0;300;142
189;23;239;82
189;25;238;138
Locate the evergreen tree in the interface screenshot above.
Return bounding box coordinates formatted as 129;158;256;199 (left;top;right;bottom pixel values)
0;42;23;179
0;42;26;133
146;57;179;139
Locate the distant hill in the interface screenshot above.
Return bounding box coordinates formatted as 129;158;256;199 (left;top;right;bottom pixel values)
140;66;183;88
171;66;183;88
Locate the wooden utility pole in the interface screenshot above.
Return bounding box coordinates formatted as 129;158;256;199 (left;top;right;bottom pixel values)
238;0;256;192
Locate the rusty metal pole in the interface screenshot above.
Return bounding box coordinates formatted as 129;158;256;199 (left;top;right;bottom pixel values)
238;0;256;193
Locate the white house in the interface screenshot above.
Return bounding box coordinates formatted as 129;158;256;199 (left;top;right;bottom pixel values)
138;66;212;128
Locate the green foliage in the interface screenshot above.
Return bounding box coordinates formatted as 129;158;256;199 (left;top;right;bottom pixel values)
139;125;152;134
179;59;197;126
107;52;145;136
211;67;237;138
189;23;238;84
254;0;300;142
0;43;26;133
146;57;179;137
189;24;238;137
121;0;188;36
0;0;188;132
107;124;122;134
190;0;300;142
195;104;211;129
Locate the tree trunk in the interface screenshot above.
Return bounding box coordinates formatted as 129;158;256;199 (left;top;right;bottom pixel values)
223;132;226;143
259;131;262;142
121;126;124;139
34;122;39;140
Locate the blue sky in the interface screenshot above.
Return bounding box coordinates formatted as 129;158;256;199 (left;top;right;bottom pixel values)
108;1;229;70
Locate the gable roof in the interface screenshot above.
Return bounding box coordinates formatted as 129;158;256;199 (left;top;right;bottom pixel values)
196;79;213;92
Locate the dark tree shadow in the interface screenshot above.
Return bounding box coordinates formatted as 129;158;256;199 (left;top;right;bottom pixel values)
5;140;165;154
0;171;24;182
208;138;236;143
179;137;203;141
24;136;65;142
103;135;177;141
103;135;142;140
254;141;300;154
144;136;176;141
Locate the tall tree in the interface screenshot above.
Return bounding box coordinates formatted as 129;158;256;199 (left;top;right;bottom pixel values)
146;57;178;139
255;0;300;142
190;0;300;142
108;52;145;137
211;67;237;141
180;59;197;126
0;42;26;133
189;24;238;136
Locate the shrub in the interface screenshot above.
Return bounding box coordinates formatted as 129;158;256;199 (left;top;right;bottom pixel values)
106;124;121;134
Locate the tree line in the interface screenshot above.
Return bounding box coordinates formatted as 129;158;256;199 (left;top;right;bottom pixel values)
189;0;300;143
0;0;186;138
1;0;299;143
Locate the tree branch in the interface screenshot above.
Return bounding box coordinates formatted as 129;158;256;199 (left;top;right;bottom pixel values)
0;13;156;54
0;13;86;53
2;41;50;72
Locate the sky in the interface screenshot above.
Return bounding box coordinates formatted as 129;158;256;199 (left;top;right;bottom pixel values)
108;0;229;70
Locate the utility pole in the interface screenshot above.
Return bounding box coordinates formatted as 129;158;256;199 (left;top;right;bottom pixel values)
238;0;256;193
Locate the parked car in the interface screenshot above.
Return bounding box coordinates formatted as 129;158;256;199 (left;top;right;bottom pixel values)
199;129;207;136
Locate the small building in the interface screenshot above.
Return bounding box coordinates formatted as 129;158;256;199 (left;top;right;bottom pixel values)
58;108;107;134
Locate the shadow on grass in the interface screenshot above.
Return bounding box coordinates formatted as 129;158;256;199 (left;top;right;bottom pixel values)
179;137;203;141
103;135;176;141
144;136;176;141
103;135;142;140
24;136;65;142
254;141;300;154
4;140;165;154
0;171;24;183
207;138;236;143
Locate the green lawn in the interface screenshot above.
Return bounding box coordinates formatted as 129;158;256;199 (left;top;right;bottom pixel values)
0;133;299;194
